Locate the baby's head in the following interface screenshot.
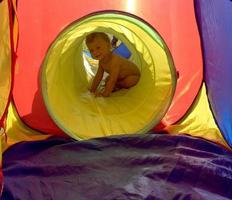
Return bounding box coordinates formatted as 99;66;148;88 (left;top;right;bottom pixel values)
85;32;111;60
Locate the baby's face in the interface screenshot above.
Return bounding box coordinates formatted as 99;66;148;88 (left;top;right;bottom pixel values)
87;37;111;60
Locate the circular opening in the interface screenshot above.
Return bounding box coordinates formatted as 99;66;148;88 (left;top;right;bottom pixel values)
82;33;136;88
41;12;176;140
82;33;134;83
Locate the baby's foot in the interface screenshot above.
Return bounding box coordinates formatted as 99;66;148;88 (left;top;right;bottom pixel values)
112;87;121;92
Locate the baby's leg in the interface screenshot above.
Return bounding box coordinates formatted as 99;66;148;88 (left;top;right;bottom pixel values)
104;75;120;92
116;75;140;89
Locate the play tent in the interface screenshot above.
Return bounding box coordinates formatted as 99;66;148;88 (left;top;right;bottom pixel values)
0;0;232;199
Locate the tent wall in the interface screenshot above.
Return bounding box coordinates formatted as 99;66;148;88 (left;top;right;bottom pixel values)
0;0;14;193
13;0;202;135
0;0;12;129
195;0;232;147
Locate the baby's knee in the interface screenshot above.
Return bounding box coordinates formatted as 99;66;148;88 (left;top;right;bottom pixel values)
121;75;139;88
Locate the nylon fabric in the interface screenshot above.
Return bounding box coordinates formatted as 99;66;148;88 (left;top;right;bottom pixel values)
167;84;228;148
2;134;232;200
195;0;232;147
41;13;176;139
0;0;11;123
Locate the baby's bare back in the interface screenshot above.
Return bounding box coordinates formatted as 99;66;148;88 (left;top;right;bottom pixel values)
114;54;140;80
100;53;140;80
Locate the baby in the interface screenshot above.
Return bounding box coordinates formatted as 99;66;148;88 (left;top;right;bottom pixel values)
86;32;140;97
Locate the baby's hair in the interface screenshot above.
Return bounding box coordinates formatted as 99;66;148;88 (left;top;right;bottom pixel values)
85;32;111;45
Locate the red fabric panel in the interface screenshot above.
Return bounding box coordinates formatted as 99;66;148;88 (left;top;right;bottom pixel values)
13;0;202;134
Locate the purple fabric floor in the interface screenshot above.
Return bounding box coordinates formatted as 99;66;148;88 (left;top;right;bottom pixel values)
1;133;232;200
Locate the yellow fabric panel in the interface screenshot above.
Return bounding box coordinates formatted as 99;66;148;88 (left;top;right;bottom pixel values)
2;103;50;152
42;14;176;140
0;0;11;164
0;0;11;121
12;0;18;50
167;84;229;148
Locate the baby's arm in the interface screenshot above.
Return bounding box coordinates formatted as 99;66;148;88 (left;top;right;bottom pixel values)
102;64;120;97
90;65;104;93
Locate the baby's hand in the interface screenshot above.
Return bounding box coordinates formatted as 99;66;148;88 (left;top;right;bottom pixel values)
89;88;94;93
94;91;102;97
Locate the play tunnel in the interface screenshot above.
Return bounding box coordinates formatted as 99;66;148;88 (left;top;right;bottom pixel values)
41;12;176;139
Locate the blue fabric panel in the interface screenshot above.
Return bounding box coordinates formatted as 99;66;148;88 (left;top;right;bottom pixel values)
2;134;232;200
85;43;131;59
112;43;131;59
195;0;232;147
